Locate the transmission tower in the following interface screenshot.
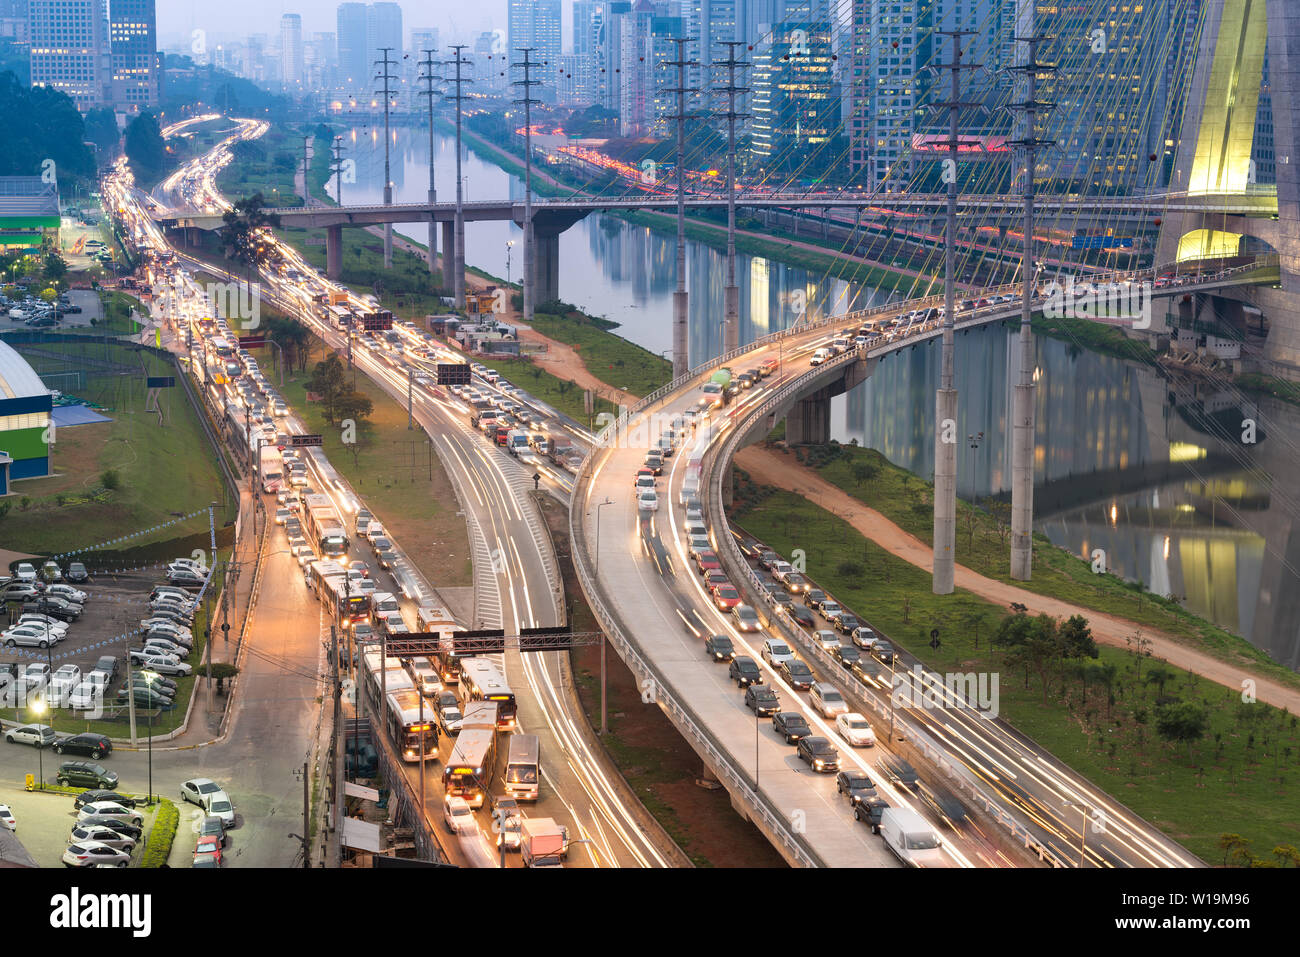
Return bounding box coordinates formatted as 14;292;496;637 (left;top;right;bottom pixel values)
329;136;346;206
513;47;544;323
664;37;700;378
925;30;981;595
713;40;750;355
1006;33;1057;581
418;49;444;276
447;45;473;308
374;46;399;268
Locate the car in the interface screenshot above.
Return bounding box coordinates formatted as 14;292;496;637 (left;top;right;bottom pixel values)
781;573;810;594
376;549;399;570
744;683;781;716
771;711;811;743
836;713;877;747
274;508;291;525
851;626;880;650
832;644;862;669
695;551;721;575
711;584;741;610
810;348;831;365
637;489;659;512
797;735;840;772
689;536;714;560
45;583;87;604
141;638;190;659
437;693;464;735
444;794;474;833
756;550;781;571
643;451;663;475
57;761;118;789
205;790;236;827
73;790;139;811
803;588;826;608
199;814;228;848
882;757;920;790
370;536;393;554
0;804;13;830
21;595;81;621
77;802;143;827
872;641;896;665
63;841;130;868
65;562;90;583
128;651;191;676
180;778;224;808
703;569;730;590
166;568;206;588
836;768;878;804
143;626;193;649
769;561;794;581
760;638;794;667
835;614;862;636
5;723;56;748
854;797;891;833
790;605;815;629
814;629;840;652
53;733;112;759
729;655;762;687
195;834;223;864
818;601;843;621
148;585;194;606
779;658;814;690
39;561;63;583
703;634;734;661
15;613;68;637
732;604;761;632
13;562;36;582
70;825;137;852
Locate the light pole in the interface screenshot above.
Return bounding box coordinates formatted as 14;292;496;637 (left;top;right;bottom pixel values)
1062;800;1097;868
594;497;614;734
31;698;45;789
505;240;514;286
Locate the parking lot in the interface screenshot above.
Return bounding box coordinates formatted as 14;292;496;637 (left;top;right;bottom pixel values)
0;783;161;867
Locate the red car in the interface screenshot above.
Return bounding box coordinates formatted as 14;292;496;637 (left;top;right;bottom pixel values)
194;834;223;865
712;584;741;610
696;550;721;575
704;570;730;590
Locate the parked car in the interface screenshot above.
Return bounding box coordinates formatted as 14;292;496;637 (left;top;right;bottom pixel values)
63;841;130;868
194;834;223;866
5;723;56;748
0;804;14;830
53;733;112;759
199;815;228;848
73;790;139;811
77;802;143;827
127;651;191;676
70;824;137;852
180;778;224;808
65;562;91;583
45;583;87;604
56;761;118;789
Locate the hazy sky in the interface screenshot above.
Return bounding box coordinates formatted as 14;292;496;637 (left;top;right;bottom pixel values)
157;0;552;48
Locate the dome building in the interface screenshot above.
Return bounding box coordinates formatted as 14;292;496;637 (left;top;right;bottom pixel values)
0;339;53;494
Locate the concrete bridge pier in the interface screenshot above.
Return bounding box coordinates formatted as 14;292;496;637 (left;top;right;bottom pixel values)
325;225;343;280
441;221;455;291
535;232;561;304
786;388;833;445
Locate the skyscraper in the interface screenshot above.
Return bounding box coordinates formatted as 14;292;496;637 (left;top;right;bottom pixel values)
507;0;561;101
280;13;303;87
474;30;508;94
109;0;157;113
618;1;682;136
751;18;840;171
336;2;367;88
29;0;113;110
366;2;402;63
572;0;607;108
410;27;438;56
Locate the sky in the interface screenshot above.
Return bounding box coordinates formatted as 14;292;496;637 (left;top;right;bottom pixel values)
156;0;564;50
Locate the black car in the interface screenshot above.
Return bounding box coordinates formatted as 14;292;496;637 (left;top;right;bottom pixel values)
745;683;781;716
882;757;920;790
729;655;761;687
93;656;119;681
797;735;840;772
872;641;896;665
73;790;139;811
803;589;826;609
779;659;814;691
66;563;90;583
832;644;861;668
854;798;890;833
850;657;883;684
199;814;228;848
835;769;878;805
703;634;734;662
20;595;80;621
757;550;781;571
771;711;811;743
790;605;815;629
56;761;117;789
54;733;112;759
835;614;862;635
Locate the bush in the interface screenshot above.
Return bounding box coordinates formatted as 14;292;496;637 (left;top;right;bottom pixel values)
100;469;120;490
141;799;179;868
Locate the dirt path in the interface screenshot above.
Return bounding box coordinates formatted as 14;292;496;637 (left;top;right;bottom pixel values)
735;444;1300;714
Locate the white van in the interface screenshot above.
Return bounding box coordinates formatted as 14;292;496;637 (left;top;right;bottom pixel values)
810;348;832;366
879;808;946;867
810;682;848;717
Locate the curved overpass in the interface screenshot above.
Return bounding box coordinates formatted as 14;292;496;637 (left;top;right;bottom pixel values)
568;261;1269;867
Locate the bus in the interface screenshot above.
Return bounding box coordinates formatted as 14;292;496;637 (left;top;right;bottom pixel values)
303;493;348;558
386;687;438;762
259;444;283;493
460;658;518;731
504;733;540;801
308;560;371;626
361;649;415;715
327;304;353;329
442;701;498;808
416;606;463;684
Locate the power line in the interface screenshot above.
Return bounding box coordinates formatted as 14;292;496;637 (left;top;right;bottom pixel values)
664;36;700;378
373;46;399;269
446;44;474;309
512;47;544;323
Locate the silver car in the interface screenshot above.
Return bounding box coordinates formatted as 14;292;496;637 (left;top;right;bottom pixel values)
70;824;137;852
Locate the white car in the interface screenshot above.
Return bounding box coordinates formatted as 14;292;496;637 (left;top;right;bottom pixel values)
810;347;832;365
14;562;36;582
141;638;189;659
2;625;60;648
45;584;88;604
77;802;144;827
16;614;69;638
761;638;794;667
0;803;14;831
63;840;130;868
70;824;136;852
638;489;659;512
444;795;474;834
205;790;236;827
814;630;840;652
5;723;55;748
127;651;191;677
835;712;877;748
69;681;104;711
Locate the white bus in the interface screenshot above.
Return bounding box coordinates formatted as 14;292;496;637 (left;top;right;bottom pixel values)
386;688;438;763
259;443;283;493
460;657;517;730
504;733;540;801
443;701;498;808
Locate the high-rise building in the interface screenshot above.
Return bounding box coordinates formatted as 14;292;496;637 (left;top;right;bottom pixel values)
29;0;113;111
751;18;839;171
280;13;303;87
683;0;736;110
305;31;336;87
410;27;438;56
507;0;561;102
618;1;682;136
109;0;157;113
602;2;633;113
572;0;607;108
366;1;402;65
473;30;507;94
245;33;268;83
336;2;367;88
0;0;29;43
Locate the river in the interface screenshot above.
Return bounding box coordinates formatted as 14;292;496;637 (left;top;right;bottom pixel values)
332;124;1300;667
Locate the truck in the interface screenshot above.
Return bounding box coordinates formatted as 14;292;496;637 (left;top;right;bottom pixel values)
547;438;575;466
506;429;529;456
521;817;566;868
259;443;284;493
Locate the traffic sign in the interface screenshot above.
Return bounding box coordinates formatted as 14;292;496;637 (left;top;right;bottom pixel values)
290;434;323;447
145;376;175;389
361;310;393;331
238;334;267;347
452;629;506;656
436;363;471;385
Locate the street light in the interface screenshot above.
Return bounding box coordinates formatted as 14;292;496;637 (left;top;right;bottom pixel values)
31;697;45;790
506;240;515;286
594;497;614;735
1063;800;1099;867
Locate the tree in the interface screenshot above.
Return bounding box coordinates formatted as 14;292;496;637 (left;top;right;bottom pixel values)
1155;701;1210;759
1000;613;1059;703
1217;833;1251;868
335;390;373;427
1059;615;1098;660
124;110;166;180
43;253;67;283
219;193;282;279
1144;665;1175;701
308;354;347;423
1272;844;1300;868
